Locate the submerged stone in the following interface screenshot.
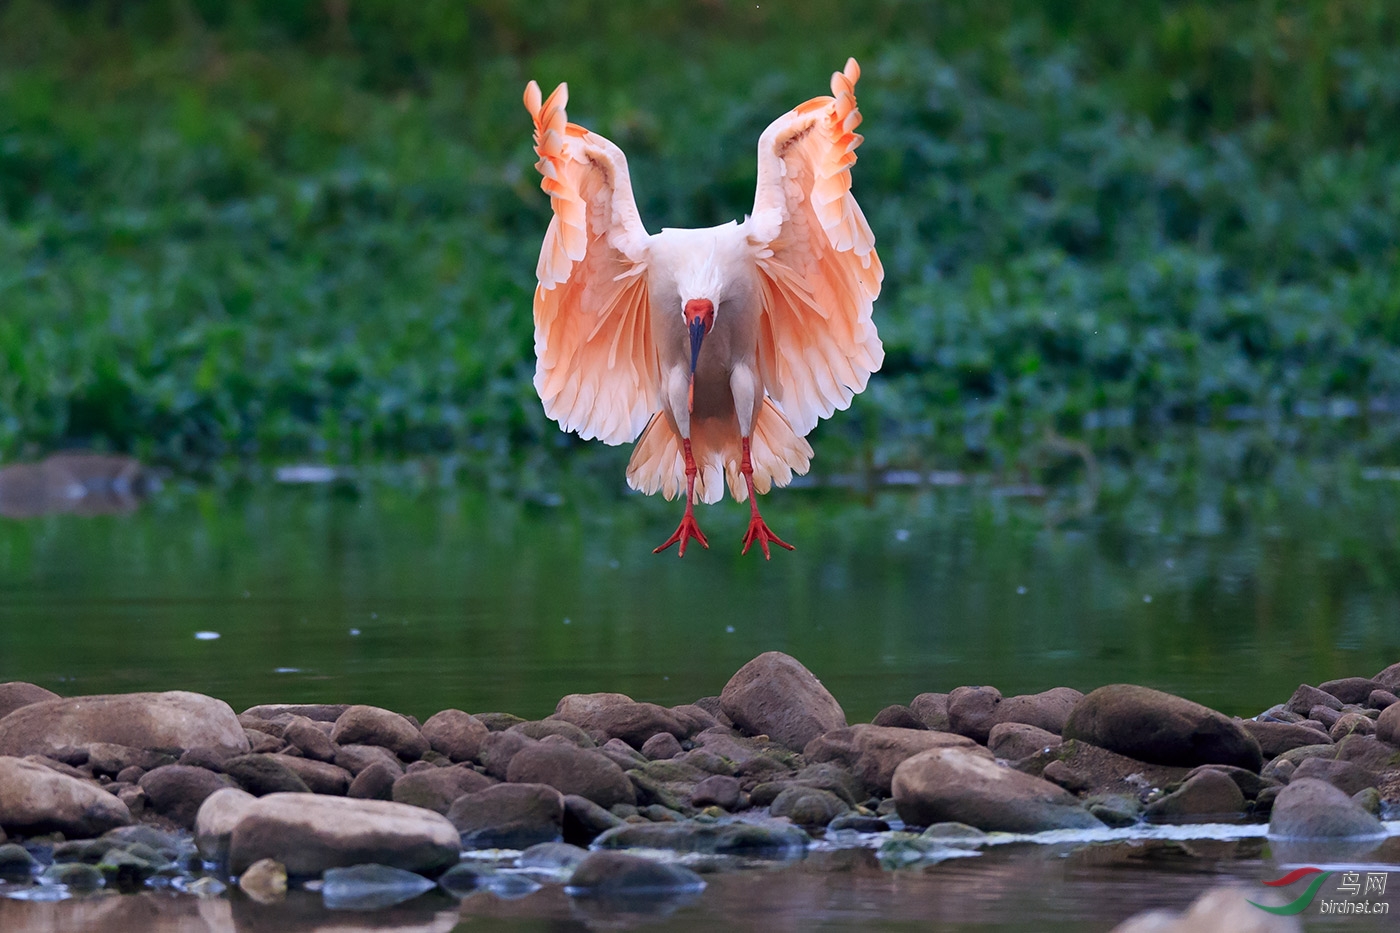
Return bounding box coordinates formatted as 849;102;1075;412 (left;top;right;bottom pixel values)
321;863;436;911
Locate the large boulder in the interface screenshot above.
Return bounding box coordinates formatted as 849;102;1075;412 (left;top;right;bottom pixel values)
0;683;60;721
892;747;1103;832
803;725;979;796
1268;777;1385;838
226;793;459;876
1062;685;1262;771
448;782;565;850
551;694;686;749
505;741;636;808
720;652;846;752
0;756;132;837
0;692;248;757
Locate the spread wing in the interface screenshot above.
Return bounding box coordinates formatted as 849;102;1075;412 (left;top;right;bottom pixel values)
524;81;657;445
746;58;884;437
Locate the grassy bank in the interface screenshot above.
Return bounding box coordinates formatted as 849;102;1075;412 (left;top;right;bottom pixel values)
3;0;1399;480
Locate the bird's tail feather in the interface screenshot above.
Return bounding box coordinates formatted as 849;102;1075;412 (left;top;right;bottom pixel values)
626;400;812;504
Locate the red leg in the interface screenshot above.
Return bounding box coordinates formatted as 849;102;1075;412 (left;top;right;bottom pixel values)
653;438;709;557
739;437;794;559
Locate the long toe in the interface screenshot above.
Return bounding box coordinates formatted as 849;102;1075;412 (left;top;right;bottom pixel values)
741;517;795;560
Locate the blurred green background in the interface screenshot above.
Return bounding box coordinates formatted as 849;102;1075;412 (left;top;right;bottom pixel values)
5;0;1400;484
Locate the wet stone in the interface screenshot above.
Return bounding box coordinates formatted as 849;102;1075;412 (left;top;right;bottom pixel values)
1142;769;1246;823
0;842;39;880
1268;777;1385;838
562;794;625;847
566;850;705;895
690;774;741;810
592;820;810;858
769;785;850;826
1286;684;1342;716
321;863;435;911
448;782;565;850
1290;757;1379;796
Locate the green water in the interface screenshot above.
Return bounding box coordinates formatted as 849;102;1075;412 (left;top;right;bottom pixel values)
2;431;1397;723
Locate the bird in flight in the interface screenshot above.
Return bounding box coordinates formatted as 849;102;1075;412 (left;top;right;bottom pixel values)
524;59;883;558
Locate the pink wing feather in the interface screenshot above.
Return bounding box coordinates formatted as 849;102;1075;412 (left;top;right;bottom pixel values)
747;58;884;438
524;81;657;446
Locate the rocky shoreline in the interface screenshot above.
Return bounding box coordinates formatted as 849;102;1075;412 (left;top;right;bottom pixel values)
1;652;1398;929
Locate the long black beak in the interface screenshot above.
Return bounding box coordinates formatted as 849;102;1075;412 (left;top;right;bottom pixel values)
688;318;706;375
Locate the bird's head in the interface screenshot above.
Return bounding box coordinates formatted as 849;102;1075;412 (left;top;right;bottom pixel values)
683;298;715;376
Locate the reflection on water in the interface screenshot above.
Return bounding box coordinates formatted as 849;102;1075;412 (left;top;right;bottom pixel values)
0;455;158;519
1;432;1397;721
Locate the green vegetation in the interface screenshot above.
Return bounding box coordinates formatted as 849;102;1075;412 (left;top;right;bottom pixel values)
3;0;1399;480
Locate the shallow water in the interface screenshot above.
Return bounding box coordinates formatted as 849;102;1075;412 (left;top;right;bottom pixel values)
1;435;1399;930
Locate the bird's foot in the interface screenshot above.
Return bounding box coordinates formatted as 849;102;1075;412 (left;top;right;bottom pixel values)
741;514;794;560
654;510;709;557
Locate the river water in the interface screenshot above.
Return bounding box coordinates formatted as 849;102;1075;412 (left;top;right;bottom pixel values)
1;432;1399;929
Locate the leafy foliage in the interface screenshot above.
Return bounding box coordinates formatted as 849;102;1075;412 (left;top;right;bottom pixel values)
3;0;1399;475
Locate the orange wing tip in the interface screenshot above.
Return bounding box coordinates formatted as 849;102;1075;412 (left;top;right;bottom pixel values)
524;81;542;117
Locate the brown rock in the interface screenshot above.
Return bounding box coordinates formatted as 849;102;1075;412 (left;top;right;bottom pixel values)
511;719;597;747
596;737;648;772
227;793;460;876
238;857;287;904
690;774;741;810
1240;720;1334;758
0;691;248;758
1320;678;1385;705
0;683;60;721
84;743;176;777
551;693;686;749
1373;661;1400;692
194;786;257;861
640;732;683;761
282;717;337;763
769;785;849;826
1329;712;1374;742
330;706;428;761
988;722;1062;761
946;686;1003;743
242;703;349;723
421;709;489;763
1026;740;1192;798
892;747;1103;832
1285;684;1342;716
448;782;565;849
391;764;495;814
720;652;846;752
909;693;949;731
138;764;238;828
562;794;625;846
222;754;311;796
668;704;720;737
1377;700;1400;746
506;742;635;809
1291;758;1379;796
804;724;979;796
334;744;404;778
1062;685;1263;771
478;730;537;781
1143;769;1246;822
1268;777;1384;838
871;705;926;730
0;755;131;837
1369;689;1398;710
346;761;397;801
274;756;351;796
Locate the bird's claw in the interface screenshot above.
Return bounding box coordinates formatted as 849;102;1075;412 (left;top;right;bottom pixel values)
741;516;794;560
654;511;709;557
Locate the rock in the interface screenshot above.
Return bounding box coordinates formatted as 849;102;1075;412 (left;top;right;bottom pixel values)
1110;885;1302;933
1329;712;1374;742
551;693;686;749
1240;720;1334;758
690;775;741;810
1285;684;1342;716
511;719;597;747
519;840;590;875
1025;740;1192;798
227;793;460;876
1087;795;1141;828
803;724;979;797
391;764;495;814
1062;685;1263;771
282;717;337;762
909;693;950;730
335;744;405;777
421;710;489;763
641;732;683;760
447;782;565;849
179;746;235;772
1291;758;1379;796
238;857;287;904
1334;732;1399;770
988;722;1062;761
720;652;847;752
871;705;926;730
566;850;705;895
194;787;257;862
242;703;349;723
1182;764;1277;801
244;730;282;754
330;706;428;761
1143;769;1246;822
1320;677;1384;705
597;737;649;771
0;755;131;837
946;686;1003;743
274;756;351;796
1268;778;1385;838
0;842;38;880
1369;689;1398;710
506;742;636;808
474;712;527;732
669;704;721;737
0;683;61;721
892;747;1103;832
321;863;436;911
222;754;312;796
768;785;850;826
562;794;625;846
1377;700;1400;745
1308;705;1342;729
946;685;1082;743
828;814;890;833
347;761;398;800
0;691;248;758
84;742;176;777
478;730;537;780
1375;661;1400;691
592;820;809;858
138;764;236;828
